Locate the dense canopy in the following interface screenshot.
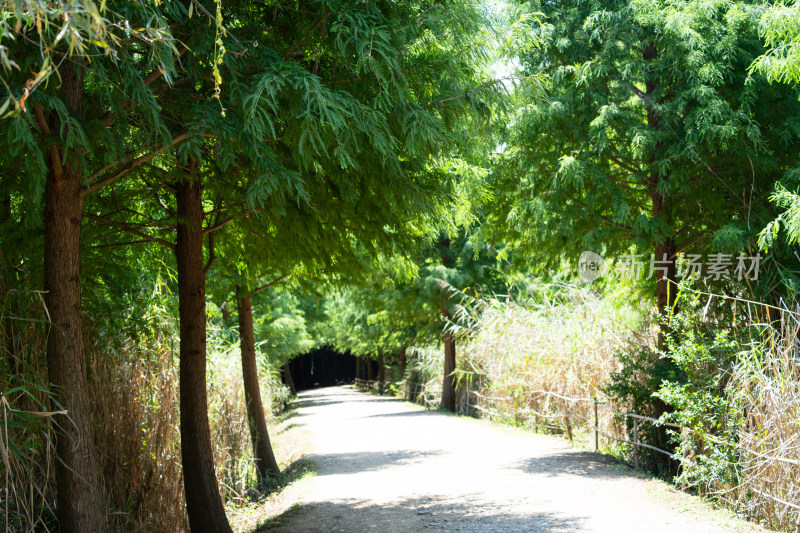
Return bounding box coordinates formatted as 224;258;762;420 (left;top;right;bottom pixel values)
3;0;800;531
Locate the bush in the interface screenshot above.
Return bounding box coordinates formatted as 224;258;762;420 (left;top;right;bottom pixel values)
653;283;800;530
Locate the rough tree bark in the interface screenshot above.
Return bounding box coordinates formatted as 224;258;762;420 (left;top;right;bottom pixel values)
42;63;105;533
642;42;678;464
175;174;233;533
642;41;678;343
652;193;677;348
439;234;456;412
236;287;281;482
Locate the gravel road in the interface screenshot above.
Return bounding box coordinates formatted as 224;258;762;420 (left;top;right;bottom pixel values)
272;386;769;533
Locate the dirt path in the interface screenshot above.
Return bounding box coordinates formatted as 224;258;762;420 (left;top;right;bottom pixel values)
269;386;769;533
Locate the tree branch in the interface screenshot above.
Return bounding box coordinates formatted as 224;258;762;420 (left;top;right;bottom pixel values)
252;273;291;294
87;214;175;250
32;102;51;136
573;199;633;231
101;46;189;127
80;132;190;198
283;12;330;60
627;82;648;104
203;213;246;235
204;232;216;277
674;232;707;256
605;145;642;177
89;239;153;250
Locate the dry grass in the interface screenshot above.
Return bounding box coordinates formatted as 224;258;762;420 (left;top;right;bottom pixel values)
92;333;186;533
451;282;653;443
704;313;800;531
0;281;59;532
415;282;800;531
92;314;289;532
1;288;289;532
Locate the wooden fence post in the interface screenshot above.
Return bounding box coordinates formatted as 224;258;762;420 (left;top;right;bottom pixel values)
633;418;640;470
594;399;599;452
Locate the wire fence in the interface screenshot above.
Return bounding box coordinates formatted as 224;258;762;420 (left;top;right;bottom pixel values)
353;377;800;532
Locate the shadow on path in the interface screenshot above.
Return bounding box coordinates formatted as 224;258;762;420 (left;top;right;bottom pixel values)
293;394;402;409
260;495;585;533
361;409;441;419
304;449;444;476
508;450;629;480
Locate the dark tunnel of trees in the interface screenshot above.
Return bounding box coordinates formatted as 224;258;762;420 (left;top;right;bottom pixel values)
287;347;358;391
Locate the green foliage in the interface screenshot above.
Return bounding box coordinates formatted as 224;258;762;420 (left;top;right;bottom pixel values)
493;0;800;291
0;0;177;117
252;289;315;368
0;376;60;531
606;346;680;474
654;288;741;493
758;184;800;248
13;0;800;529
752;2;800;86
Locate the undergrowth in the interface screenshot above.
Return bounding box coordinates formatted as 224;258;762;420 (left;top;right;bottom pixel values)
1;278;290;532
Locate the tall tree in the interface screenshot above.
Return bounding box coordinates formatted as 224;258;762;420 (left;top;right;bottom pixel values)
495;0;800;325
88;2;500;528
40;61;105;532
236;284;281;480
2;3;178;529
174;168;233;532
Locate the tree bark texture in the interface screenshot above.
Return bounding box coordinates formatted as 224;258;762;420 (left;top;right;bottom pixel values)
175;176;233;533
236;287;281;482
378;350;385;391
366;356;374;381
282;362;296;394
43;62;105;533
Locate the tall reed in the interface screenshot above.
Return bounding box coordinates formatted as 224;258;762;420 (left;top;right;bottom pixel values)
453;282;651;441
2;281;288;532
1;276;59;532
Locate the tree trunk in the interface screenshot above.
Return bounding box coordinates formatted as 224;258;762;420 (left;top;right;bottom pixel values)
175;175;232;533
378;349;385;392
43;63;105;533
236;287;281;482
644;44;678;466
355;356;362;380
366;356;374;381
282;362;296;394
643;43;678;347
651;197;677;457
652;192;677;348
440;290;456;412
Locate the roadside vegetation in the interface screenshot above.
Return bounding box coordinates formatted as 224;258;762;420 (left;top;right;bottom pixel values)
4;0;800;532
